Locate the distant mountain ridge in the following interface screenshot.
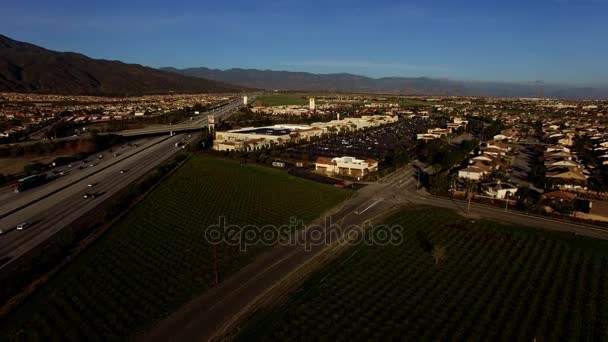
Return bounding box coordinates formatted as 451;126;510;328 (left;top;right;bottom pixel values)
0;35;245;95
162;66;608;100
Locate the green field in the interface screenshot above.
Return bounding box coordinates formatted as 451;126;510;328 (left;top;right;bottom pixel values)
239;207;608;341
255;95;310;106
0;156;350;340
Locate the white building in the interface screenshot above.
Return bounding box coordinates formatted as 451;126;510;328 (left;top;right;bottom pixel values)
315;156;379;179
458;167;484;180
309;97;316;111
483;182;518;199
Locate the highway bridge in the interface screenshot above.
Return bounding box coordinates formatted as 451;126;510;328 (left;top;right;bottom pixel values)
102;95;255;137
0;95;256;269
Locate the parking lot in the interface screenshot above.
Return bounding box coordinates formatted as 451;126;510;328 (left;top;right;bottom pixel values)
288;117;431;161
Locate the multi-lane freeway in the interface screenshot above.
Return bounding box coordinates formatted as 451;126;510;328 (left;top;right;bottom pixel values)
0;96;252;269
0;133;194;269
105;96;253;137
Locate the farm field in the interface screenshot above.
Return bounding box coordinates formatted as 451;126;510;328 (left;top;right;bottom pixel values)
0;155;350;340
238;207;608;341
254;94;310;106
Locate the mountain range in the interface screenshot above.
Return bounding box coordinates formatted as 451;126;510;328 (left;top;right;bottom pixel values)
1;34;606;99
0;35;245;96
162;67;608;100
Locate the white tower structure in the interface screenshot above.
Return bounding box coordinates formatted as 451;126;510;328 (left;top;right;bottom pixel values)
309;97;316;111
243;95;248;105
208;114;215;132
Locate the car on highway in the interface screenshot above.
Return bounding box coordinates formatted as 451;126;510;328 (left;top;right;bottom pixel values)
113;153;120;157
16;222;28;230
88;182;98;187
120;169;127;174
83;193;97;199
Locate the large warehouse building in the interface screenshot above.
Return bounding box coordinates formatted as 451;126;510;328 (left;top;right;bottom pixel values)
213;114;397;151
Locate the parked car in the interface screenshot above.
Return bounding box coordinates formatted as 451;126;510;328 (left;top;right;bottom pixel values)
16;222;27;230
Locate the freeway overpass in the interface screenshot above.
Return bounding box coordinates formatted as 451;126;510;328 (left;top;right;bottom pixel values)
102;95;255;137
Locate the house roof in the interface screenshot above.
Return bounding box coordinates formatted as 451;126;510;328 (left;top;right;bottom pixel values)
546;167;587;180
543;191;577;201
459;167;483;174
486;140;510;150
473;153;496;160
482;147;505;154
315;157;336;166
471;161;492;172
543;151;571;159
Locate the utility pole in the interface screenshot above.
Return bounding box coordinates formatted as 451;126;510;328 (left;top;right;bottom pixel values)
213;245;219;286
466;180;474;214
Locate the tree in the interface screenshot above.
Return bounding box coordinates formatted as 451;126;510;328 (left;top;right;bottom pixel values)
551;200;575;216
24;162;45;175
429;172;452;194
432;245;447;265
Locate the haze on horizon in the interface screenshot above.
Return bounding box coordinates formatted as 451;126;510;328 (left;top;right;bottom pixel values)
2;0;607;85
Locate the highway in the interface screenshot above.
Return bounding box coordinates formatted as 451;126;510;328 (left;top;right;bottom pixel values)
143;164;608;341
105;96;253;137
0;136;162;217
0;133;193;270
0;95;251;270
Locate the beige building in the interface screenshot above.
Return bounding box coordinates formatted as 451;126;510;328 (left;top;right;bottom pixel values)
315;156;379;179
214;115;398;152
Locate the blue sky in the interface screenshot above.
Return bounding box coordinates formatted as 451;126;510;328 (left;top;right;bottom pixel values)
2;0;607;84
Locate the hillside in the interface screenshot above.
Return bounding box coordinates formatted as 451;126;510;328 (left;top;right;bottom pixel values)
162;66;608;100
0;35;245;95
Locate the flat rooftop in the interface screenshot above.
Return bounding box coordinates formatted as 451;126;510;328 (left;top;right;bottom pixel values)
233;127;295;136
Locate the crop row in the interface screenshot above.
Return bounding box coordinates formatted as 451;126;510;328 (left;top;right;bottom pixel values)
238;208;608;341
1;156;350;340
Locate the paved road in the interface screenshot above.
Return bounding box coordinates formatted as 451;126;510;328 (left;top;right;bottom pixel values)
0;136;161;215
107;97;252;137
0;133;194;270
143;164;608;341
0;96;248;269
409;191;608;240
141;167;416;342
